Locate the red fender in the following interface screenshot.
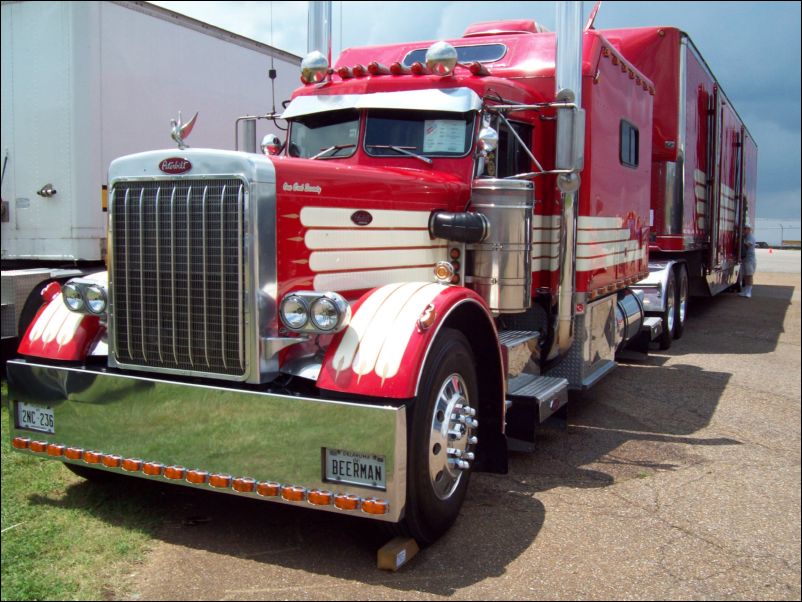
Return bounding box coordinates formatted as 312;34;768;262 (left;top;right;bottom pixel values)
317;282;498;399
17;291;103;361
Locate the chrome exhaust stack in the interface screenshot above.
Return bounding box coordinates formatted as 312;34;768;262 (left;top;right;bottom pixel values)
549;1;586;361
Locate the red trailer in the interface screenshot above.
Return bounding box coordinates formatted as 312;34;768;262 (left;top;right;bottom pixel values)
611;27;758;346
8;6;756;546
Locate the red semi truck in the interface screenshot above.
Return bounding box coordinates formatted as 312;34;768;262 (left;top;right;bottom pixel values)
7;5;755;545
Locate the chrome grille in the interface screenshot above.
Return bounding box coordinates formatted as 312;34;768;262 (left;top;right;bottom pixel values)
111;179;245;377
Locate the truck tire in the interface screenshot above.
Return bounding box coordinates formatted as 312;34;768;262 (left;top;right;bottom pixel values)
673;264;689;340
399;328;479;546
658;269;677;350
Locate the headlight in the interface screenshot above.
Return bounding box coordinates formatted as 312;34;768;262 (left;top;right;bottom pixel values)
280;295;309;329
84;285;107;315
62;283;84;312
310;297;340;331
280;291;350;333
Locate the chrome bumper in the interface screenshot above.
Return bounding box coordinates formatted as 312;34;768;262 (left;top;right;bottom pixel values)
6;360;406;522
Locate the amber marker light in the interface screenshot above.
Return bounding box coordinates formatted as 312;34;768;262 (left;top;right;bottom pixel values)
281;485;306;502
186;470;208;484
209;474;232;489
122;458;143;472
164;466;185;480
12;437;30;450
434;261;454;282
30;440;48;453
143;462;164;476
233;477;256;493
334;493;360;511
84;450;103;464
44;443;63;456
308;490;333;506
361;498;389;515
257;482;280;497
65;447;83;460
102;454;122;468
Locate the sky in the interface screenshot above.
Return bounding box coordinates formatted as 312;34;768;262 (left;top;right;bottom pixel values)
150;1;801;221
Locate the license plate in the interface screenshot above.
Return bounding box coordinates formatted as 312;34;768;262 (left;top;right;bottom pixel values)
324;448;386;490
16;402;55;434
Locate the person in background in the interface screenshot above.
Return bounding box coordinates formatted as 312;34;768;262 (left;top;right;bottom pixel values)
739;225;756;298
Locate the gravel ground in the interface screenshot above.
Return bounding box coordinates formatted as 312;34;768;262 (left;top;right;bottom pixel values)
120;266;801;601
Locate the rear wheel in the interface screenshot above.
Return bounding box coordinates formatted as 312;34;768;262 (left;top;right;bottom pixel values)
673;265;689;340
399;329;478;546
658;269;677;350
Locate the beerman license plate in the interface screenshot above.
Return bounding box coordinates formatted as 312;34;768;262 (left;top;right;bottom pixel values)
324;448;386;490
16;402;55;434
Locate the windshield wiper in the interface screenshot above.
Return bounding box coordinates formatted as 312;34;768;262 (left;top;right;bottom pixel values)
311;144;356;160
366;145;433;165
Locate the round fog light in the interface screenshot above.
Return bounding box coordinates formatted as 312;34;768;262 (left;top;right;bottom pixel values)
84;285;107;314
310;297;340;331
280;295;308;329
62;283;84;312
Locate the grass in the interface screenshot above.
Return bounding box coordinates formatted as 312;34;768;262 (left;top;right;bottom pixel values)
1;382;163;601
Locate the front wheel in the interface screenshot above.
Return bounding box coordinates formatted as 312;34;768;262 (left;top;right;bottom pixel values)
400;328;478;546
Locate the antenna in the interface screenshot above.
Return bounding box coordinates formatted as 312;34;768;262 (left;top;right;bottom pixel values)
269;0;277;114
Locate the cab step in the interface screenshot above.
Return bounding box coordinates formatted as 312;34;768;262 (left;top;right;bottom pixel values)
505;374;569;448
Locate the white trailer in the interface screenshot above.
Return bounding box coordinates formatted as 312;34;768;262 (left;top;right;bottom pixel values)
1;0;300;339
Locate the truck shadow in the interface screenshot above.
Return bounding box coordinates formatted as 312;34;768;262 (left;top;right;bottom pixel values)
26;348;740;597
665;284;796;356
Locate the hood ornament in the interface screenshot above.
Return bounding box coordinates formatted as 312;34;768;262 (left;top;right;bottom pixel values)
170;111;198;149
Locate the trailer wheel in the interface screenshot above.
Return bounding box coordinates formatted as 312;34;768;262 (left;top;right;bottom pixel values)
673;265;689;340
400;328;478;546
658;270;677;350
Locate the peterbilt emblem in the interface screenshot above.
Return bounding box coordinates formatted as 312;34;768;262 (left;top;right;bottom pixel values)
159;158;192;174
170;111;198;149
351;210;373;226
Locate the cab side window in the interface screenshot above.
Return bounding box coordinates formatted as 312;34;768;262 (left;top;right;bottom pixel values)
485;119;533;178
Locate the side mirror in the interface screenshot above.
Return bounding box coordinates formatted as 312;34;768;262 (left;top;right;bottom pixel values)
477;126;499;153
261;134;283;156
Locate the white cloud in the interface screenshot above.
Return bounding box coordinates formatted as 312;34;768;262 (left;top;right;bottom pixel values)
148;1;801;220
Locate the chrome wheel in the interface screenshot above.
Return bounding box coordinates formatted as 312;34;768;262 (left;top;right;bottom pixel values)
674;265;689;340
428;373;478;501
659;270;677;350
666;277;676;333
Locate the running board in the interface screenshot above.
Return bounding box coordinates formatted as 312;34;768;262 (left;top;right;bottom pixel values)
505;374;569;445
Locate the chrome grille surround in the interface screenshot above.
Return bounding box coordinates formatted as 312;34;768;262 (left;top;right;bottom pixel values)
108;149;278;383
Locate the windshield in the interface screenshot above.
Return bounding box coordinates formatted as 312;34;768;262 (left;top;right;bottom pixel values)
288;109;359;159
365;110;475;159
